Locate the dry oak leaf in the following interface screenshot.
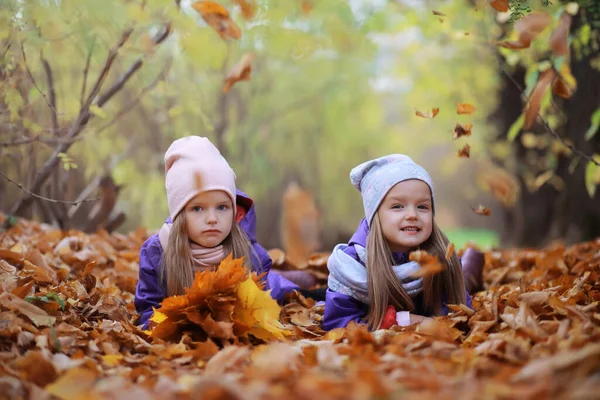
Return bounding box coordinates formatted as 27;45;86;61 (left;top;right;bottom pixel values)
490;0;509;12
409;250;444;278
471;204;491;216
0;292;55;327
453;123;472;139
457;143;471;158
415;108;440;119
456;103;476;115
192;1;242;40
224;53;256;93
497;12;552;50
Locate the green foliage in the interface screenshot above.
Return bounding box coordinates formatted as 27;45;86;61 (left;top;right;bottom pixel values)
25;292;66;311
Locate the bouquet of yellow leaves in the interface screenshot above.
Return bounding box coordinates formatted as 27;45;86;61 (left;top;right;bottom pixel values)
147;255;291;344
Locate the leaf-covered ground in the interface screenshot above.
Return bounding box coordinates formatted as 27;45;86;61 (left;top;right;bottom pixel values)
1;214;599;399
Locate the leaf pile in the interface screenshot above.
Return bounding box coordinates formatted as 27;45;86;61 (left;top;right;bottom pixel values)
148;255;289;344
1;213;600;399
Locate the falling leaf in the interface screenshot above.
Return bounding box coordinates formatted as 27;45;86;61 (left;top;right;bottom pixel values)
471;204;491;216
457;143;471;158
432;10;446;17
224;53;255;93
445;243;455;261
477;166;520;207
232;0;256;20
301;0;313;14
452;123;472;139
415;108;440;119
497;12;552;50
409;250;444;278
524;68;556;129
192;1;242;40
489;0;509;12
549;13;572;56
456;103;476;115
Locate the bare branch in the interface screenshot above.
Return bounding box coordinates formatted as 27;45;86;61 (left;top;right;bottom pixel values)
20;43;59;116
500;66;600;167
0;135;80;147
80;41;95;108
0;171;99;206
40;55;59;134
9;24;172;217
94;57;172;136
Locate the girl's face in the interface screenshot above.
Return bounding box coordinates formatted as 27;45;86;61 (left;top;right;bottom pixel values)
184;190;233;247
376;179;433;253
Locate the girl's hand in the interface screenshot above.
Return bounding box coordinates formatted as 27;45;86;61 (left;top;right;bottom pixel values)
380;305;398;329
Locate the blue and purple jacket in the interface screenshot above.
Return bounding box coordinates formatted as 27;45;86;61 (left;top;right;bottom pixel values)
134;190;299;328
322;218;473;331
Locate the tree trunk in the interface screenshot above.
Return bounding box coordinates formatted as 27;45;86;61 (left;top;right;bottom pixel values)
491;14;600;247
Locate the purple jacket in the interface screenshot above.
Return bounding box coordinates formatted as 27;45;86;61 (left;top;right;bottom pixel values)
322;218;473;331
134;190;299;328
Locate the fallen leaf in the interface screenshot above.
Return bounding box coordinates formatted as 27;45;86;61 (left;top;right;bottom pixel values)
45;367;98;400
457;143;471;158
415;108;440;119
0;292;55;327
191;1;242;40
490;0;509;12
549;13;572;56
224;53;255;93
471;204;491;216
456;103;476;115
524;68;556;129
15;351;58;387
453;123;472;139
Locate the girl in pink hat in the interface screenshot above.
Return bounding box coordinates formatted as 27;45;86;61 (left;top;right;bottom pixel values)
134;136;300;328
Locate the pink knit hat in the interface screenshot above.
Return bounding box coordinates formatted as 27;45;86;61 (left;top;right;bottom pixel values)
164;136;236;220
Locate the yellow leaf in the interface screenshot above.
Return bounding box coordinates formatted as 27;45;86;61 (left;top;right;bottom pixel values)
149;308;168;324
45;368;98;400
234;278;289;340
101;354;123;367
89;105;107;119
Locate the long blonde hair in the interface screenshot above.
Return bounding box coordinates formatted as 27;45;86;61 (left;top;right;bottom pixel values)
159;213;252;296
366;215;467;330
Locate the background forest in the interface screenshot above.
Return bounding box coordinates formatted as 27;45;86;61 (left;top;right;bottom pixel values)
1;0;599;253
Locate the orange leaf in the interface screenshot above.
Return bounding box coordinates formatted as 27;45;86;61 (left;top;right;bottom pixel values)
549;13;572;57
301;0;313;14
471;204;491;216
524;68;556;129
457;143;471;158
477;166;520;207
224;53;255;93
497;12;552;50
445;243;455;261
192;1;242;40
552;76;572;99
489;0;509;12
232;0;256;20
456;103;476;115
415;108;440;119
452;123;472;139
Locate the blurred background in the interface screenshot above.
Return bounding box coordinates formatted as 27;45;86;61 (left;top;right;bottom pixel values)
1;0;599;259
